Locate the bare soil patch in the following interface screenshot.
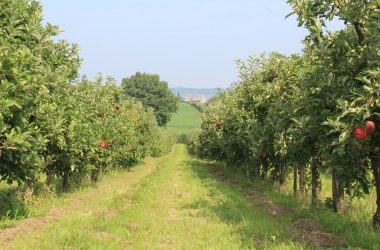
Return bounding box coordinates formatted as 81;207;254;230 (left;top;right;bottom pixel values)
287;219;347;248
168;208;178;221
125;222;139;232
94;231;115;239
0;206;66;246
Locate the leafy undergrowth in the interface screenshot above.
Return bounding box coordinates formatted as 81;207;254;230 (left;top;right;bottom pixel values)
0;187;29;226
2;144;310;250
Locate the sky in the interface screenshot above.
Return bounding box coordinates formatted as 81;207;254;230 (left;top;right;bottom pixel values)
39;0;342;89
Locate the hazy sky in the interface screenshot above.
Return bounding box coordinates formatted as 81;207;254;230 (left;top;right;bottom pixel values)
39;0;341;88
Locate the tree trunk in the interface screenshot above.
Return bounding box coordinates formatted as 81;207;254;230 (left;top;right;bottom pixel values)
46;168;55;189
353;22;364;44
299;166;306;195
261;161;269;179
91;170;98;183
253;163;260;178
311;157;322;207
332;167;342;213
91;168;103;183
371;158;380;229
63;170;70;193
293;165;298;195
338;177;344;200
23;180;34;202
279;160;286;192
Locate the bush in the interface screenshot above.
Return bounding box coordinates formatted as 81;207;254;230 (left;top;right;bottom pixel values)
187;129;202;155
0;188;28;220
151;129;177;157
177;134;189;144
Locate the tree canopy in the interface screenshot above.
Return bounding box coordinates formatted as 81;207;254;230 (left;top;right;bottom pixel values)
0;0;176;194
189;0;380;228
121;72;179;126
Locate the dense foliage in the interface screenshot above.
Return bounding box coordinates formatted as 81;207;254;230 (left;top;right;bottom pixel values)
121;72;179;126
190;0;380;228
0;0;174;196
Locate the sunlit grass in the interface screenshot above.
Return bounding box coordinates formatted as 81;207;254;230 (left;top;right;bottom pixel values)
2;145;378;249
8;145;307;249
167;102;201;134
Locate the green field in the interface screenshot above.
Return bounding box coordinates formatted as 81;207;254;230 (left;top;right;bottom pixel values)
167;102;201;134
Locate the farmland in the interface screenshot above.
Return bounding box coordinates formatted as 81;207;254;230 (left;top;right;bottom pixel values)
167;102;201;134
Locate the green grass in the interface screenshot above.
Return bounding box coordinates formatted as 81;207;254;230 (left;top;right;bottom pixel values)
214;162;380;250
6;145;307;249
167;102;201;134
2;145;379;249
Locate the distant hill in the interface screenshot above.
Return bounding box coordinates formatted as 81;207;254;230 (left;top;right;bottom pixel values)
171;87;221;101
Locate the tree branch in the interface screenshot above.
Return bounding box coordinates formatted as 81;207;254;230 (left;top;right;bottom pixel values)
353;22;365;44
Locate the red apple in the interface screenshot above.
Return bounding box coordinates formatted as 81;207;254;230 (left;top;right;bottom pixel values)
359;159;365;165
366;120;376;134
108;139;113;144
98;112;105;118
99;140;108;148
0;149;3;158
353;126;367;140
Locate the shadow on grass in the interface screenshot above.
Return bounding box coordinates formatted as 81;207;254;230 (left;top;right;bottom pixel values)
182;158;295;249
217;163;380;249
184;156;380;250
0;172;95;223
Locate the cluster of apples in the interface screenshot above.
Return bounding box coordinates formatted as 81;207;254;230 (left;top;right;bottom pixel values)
354;121;376;140
213;119;224;126
98;139;114;149
97;103;120;118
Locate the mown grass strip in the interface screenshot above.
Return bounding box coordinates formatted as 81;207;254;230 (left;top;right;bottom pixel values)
9;145;309;249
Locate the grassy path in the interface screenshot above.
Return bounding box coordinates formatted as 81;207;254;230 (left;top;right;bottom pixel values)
1;145;328;249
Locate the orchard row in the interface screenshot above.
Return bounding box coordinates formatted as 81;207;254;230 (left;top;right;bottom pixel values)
0;0;175;195
189;1;380;228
